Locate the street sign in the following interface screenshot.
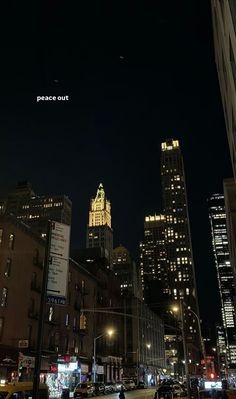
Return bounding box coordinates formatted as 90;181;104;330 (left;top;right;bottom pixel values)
47;221;70;305
18;340;29;348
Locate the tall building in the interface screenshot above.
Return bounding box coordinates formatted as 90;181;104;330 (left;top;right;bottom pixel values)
211;0;236;339
113;245;141;298
160;139;199;312
140;139;202;373
86;183;113;267
140;214;169;304
208;193;236;366
211;0;236;179
160;139;202;371
0;181;72;238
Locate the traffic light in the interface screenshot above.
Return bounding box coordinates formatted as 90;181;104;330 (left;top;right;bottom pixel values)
80;313;87;330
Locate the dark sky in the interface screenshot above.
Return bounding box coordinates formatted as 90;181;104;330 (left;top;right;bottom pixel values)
0;1;233;324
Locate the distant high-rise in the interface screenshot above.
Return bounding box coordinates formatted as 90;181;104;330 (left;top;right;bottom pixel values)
0;181;72;238
113;245;141;298
86;183;113;267
140;214;169;303
208;193;236;366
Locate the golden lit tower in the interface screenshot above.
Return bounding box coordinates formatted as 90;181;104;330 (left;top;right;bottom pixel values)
86;183;113;267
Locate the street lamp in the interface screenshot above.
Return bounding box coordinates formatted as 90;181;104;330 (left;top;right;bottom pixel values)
171;303;189;397
185;306;207;372
172;303;207;395
93;329;114;383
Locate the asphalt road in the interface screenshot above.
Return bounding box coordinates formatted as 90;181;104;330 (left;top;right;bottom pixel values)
95;388;156;399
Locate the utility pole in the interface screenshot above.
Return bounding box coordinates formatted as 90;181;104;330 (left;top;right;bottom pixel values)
32;221;51;399
180;300;190;398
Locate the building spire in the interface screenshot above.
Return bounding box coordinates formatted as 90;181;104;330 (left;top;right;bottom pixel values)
95;183;105;201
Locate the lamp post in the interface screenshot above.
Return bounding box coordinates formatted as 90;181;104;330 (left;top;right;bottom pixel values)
93;329;114;383
186;307;207;373
171;302;189;397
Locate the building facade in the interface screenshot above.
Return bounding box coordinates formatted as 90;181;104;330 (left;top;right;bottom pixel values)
211;0;236;327
160;139;202;366
208;193;236;367
113;245;141;298
0;181;72;238
86;184;113;267
211;0;236;180
160;139;199;312
0;215;126;393
140;214;168;304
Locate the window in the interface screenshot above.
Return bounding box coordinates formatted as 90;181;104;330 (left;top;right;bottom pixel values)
8;233;15;249
4;258;12;277
0;228;3;244
49;307;54;322
65;313;70;326
1;287;8;307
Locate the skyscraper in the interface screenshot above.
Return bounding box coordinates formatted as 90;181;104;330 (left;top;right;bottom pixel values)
211;0;236;320
211;0;236;180
160;139;202;372
140;214;169;303
140;139;202;372
113;245;141;298
86;183;113;267
208;193;236;366
161;139;199;312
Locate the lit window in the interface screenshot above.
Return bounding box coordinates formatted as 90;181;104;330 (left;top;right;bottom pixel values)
49;307;53;322
1;287;8;307
65;313;70;326
8;233;15;250
4;258;11;277
0;229;3;245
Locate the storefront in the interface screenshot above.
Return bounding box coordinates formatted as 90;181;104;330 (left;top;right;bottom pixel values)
0;346;18;381
46;355;89;398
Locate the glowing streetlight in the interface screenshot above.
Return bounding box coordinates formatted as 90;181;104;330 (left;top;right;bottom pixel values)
146;343;151;349
170;303;189;397
93;328;115;383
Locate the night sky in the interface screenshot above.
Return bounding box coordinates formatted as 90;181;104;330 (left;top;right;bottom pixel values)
0;1;233;324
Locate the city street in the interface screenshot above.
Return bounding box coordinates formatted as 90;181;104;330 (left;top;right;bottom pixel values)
94;388;156;399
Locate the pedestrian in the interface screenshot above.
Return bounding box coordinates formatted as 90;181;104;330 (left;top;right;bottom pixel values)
119;386;126;399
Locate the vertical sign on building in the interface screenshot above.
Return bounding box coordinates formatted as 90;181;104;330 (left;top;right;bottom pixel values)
47;221;70;305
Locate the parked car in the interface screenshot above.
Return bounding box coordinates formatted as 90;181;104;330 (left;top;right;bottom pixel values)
137;381;147;389
122;379;136;390
74;382;95;397
104;382;114;394
154;383;185;399
93;382;106;396
113;381;126;392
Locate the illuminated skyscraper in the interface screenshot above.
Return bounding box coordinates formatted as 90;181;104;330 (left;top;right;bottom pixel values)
160;139;202;371
208;193;236;366
140;214;169;303
86;183;113;267
161;139;199;311
140;139;202;372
